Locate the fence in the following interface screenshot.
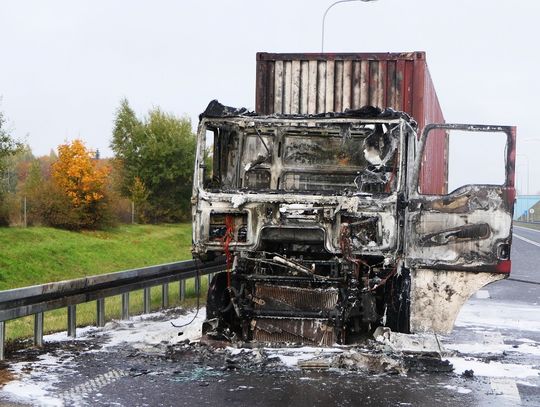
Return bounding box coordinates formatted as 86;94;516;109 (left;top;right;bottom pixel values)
0;257;226;360
515;195;540;222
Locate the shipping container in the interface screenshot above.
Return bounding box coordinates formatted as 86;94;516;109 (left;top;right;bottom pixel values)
255;52;447;194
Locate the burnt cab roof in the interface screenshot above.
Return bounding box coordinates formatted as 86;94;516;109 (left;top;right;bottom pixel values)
199;100;418;128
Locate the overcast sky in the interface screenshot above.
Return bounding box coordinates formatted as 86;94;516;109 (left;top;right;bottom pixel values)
0;0;538;193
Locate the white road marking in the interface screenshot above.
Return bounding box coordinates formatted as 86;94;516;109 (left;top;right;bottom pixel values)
483;331;504;346
513;233;540;248
490;378;522;406
475;290;490;299
59;369;128;403
484;331;522;406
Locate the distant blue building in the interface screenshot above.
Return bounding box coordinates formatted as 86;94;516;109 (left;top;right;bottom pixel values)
514;195;540;221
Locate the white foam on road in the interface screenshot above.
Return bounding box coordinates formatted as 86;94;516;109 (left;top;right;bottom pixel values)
454;298;540;331
445;341;540;357
1;307;205;406
446;357;539;378
4;298;540;405
97;308;205;350
443;297;540;403
2;353;76;406
264;346;344;368
442;384;472;394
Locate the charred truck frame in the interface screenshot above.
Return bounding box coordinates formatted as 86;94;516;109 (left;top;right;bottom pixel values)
192;52;516;346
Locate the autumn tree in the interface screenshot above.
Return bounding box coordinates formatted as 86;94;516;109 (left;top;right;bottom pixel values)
48;139;112;229
0;110;23;225
111;99;196;222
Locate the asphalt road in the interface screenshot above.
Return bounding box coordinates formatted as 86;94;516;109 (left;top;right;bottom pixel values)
487;225;540;302
1;225;539;407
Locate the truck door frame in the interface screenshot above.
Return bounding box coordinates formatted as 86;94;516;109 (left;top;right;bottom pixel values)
402;123;516;333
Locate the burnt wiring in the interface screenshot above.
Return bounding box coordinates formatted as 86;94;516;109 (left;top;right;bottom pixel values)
172;217;234;332
339;223;370;285
339;221;401;292
222;214;235;287
369;263;398;292
171;259;202;330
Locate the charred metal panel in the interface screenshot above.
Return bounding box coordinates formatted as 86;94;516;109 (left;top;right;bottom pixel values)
419;223;490;246
192;108;411;258
406;124;516;273
407;189;513;269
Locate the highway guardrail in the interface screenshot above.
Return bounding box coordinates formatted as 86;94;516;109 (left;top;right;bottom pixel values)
0;257;226;360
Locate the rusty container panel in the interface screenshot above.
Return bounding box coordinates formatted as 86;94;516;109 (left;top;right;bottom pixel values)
256;52;447;194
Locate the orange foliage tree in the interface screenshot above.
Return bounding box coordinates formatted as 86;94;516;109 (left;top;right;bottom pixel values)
53;140;109;206
50;140;112;229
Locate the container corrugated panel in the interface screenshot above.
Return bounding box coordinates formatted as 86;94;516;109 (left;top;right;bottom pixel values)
255;52;447;194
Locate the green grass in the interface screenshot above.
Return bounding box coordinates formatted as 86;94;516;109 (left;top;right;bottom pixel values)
0;224;209;340
0;224;192;290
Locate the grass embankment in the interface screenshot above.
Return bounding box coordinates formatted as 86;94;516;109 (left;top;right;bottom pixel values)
0;224;207;340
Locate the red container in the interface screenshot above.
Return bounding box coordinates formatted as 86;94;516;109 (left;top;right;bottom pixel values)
255;52;446;194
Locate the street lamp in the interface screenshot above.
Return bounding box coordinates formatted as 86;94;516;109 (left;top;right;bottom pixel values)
321;0;378;52
517;153;529;195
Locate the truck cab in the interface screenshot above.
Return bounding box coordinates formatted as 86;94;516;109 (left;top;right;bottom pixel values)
192;100;515;345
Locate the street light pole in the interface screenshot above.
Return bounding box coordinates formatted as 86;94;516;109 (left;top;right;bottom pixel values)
517;153;529;195
520;139;540;198
321;0;378;52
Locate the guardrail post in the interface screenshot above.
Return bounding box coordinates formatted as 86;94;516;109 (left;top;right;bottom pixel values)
179;280;185;302
143;288;151;314
195;275;200;295
67;305;76;338
96;299;105;327
121;293;130;320
161;284;169;309
207;273;213;286
0;321;5;361
34;312;44;347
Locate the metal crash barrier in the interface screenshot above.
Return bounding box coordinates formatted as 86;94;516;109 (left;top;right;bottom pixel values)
0;257;226;360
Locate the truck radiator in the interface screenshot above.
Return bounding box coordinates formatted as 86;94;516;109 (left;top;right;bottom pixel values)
250;283;340;346
253;283;339;312
252;318;335;346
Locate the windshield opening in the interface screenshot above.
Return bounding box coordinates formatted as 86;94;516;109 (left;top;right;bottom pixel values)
201;121;401;195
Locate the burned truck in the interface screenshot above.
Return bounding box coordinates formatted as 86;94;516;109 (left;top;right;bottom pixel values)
191;52;516;345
